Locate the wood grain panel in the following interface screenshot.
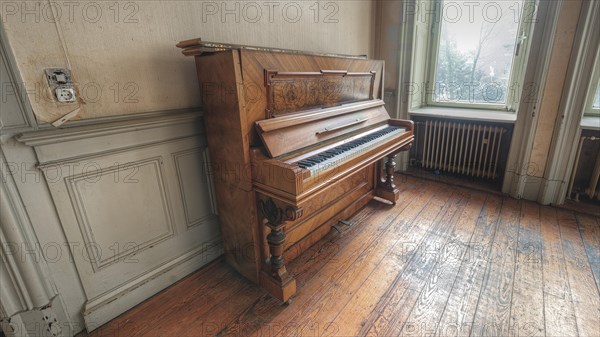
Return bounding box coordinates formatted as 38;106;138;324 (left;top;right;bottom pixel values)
241;51;384;145
266;70;375;116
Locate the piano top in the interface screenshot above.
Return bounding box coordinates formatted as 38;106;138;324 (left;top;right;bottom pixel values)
176;38;368;59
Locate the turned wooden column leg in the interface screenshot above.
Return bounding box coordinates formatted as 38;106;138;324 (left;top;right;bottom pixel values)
258;198;301;303
382;154;397;190
376;154;401;204
265;222;290;282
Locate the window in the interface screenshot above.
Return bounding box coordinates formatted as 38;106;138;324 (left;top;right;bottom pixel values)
585;51;600;116
413;0;534;112
593;85;600;111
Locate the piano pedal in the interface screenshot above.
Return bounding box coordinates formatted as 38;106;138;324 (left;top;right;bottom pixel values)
373;196;395;206
332;220;353;234
339;220;353;227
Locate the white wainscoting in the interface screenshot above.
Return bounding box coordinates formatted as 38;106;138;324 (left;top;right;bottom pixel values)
18;111;222;330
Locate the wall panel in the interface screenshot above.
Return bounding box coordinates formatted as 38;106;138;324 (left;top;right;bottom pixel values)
18;111;222;330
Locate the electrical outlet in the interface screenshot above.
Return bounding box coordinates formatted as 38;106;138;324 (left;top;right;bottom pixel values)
55;86;76;103
45;68;77;103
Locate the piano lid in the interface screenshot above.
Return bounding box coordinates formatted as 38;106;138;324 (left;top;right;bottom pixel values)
176;38;368;59
255;100;391;158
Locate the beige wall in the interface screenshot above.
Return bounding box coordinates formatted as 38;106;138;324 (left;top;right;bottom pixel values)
1;0;374;123
374;0;401;91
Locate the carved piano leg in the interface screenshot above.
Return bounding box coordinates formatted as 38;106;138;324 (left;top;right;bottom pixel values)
376;154;400;204
258;198;302;303
261;221;296;302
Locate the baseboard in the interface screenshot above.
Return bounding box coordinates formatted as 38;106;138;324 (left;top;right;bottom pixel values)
83;240;222;331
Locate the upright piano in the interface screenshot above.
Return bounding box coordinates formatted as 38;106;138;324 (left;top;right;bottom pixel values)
177;39;414;302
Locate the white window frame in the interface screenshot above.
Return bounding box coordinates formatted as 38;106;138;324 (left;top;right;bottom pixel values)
413;0;536;112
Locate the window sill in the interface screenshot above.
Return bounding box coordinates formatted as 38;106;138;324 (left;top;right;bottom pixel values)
581;116;600;130
409;106;517;123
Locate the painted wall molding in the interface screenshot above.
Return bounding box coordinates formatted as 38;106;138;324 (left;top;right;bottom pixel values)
0;150;75;337
0;151;56;315
0;24;37;136
501;0;562;200
18;109;203;165
17;110;221;331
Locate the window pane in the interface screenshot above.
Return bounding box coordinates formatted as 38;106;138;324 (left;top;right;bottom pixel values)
433;0;524;105
593;84;600;109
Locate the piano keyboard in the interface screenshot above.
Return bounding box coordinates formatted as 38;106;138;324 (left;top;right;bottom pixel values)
293;126;406;175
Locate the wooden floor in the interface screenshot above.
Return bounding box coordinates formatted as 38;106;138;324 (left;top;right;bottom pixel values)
82;175;600;337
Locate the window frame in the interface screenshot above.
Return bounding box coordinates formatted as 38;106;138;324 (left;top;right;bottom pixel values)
422;0;536;112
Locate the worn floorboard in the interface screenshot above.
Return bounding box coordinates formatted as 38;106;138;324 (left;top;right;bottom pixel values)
470;198;521;337
509;201;546;337
558;210;600;337
80;175;600;337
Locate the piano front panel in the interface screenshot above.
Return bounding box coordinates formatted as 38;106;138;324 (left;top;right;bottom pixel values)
257;164;375;263
265;70;375;117
240;50;384;146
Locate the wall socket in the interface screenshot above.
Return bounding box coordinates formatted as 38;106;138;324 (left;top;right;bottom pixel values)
45;68;77;103
55;86;76;103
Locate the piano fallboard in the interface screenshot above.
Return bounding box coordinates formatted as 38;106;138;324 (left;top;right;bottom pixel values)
255;100;389;158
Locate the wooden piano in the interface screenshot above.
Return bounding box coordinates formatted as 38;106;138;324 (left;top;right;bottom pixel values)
177;39;414;303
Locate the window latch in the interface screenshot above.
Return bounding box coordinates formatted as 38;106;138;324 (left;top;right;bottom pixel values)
515;33;528;57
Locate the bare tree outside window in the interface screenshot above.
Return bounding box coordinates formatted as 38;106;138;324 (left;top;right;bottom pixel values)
433;0;524;105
